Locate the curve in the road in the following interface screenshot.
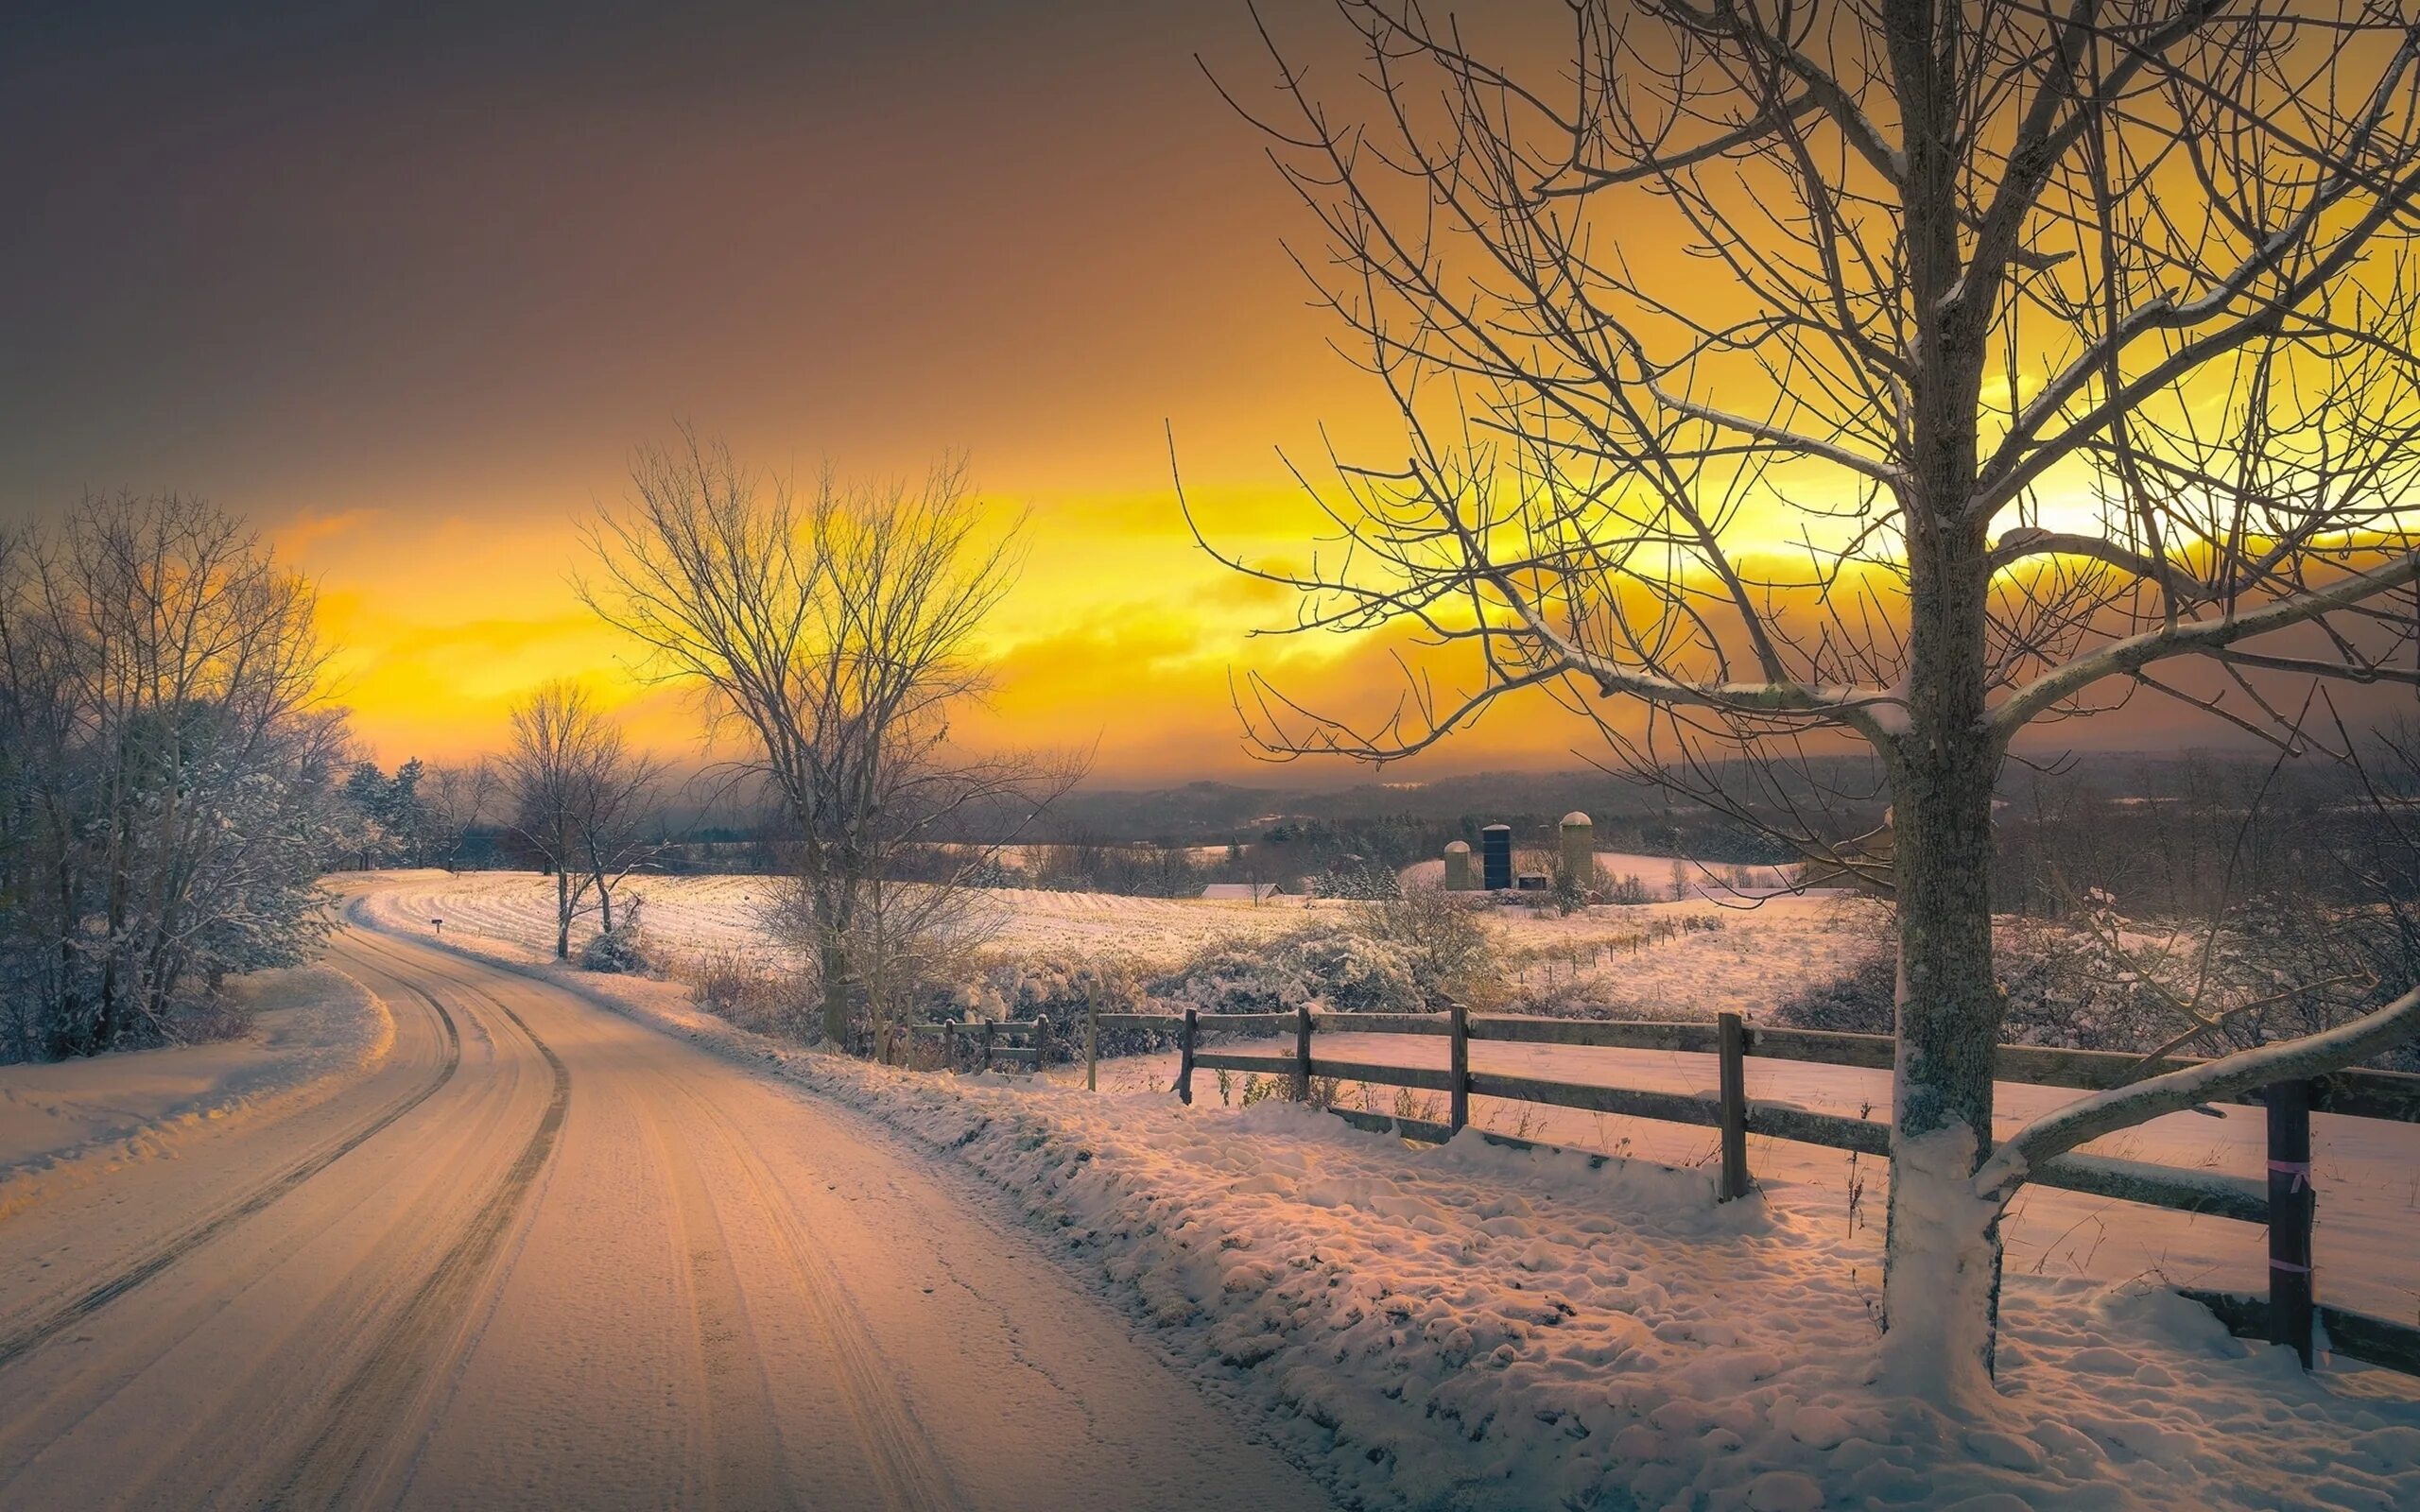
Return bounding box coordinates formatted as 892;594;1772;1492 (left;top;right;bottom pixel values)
0;977;465;1372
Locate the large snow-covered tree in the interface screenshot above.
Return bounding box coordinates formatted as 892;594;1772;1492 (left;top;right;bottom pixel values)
0;495;344;1060
1200;0;2420;1400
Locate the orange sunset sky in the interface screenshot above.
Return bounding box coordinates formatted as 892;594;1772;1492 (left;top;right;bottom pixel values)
0;2;2333;782
0;1;1504;782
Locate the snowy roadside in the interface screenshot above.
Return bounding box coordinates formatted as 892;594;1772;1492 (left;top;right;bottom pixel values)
355;896;2420;1512
0;966;393;1220
1072;1032;2420;1324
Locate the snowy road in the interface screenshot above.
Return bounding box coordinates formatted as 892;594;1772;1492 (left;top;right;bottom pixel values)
0;926;1335;1511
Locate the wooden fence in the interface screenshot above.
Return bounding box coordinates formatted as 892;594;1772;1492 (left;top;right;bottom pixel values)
1072;1003;2420;1377
901;1017;1049;1074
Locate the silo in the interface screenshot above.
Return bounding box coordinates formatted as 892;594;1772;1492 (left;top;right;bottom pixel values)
1443;840;1475;891
1559;811;1594;885
1480;824;1512;890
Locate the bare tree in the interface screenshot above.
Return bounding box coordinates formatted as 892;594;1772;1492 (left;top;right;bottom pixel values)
579;431;1080;1044
418;760;495;873
499;681;662;959
571;740;670;936
1199;0;2420;1400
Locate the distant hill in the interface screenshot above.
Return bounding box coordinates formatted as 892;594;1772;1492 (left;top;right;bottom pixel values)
1042;748;2317;850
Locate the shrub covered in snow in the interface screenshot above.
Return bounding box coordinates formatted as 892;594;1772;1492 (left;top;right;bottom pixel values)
1310;860;1401;902
578;897;656;975
1768;950;1896;1035
952;954;1155;1061
1768;892;2420;1068
1150;889;1509;1019
1345;885;1508;1009
1157;928;1428;1017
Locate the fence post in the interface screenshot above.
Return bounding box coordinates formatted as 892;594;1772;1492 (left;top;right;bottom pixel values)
944;1020;959;1073
1085;988;1099;1092
981;1020;995;1075
2266;1078;2315;1367
1034;1016;1051;1077
1176;1008;1198;1106
1294;1004;1314;1102
1448;999;1470;1132
1717;1012;1750;1200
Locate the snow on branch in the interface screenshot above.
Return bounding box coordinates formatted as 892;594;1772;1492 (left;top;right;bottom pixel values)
1975;981;2420;1203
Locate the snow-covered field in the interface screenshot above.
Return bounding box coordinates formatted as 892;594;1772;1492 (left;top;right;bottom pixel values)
0;966;391;1218
376;899;2420;1512
357;869;1882;1017
369;869;1314;967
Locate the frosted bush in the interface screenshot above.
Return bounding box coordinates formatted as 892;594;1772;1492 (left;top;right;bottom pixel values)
1157;928;1431;1017
1159;941;1311;1015
1280;934;1425;1012
679;945;813;1040
956;954;1154;1061
578;897;656;975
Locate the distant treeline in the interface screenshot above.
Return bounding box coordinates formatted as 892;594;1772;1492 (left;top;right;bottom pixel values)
1992;752;2420;919
406;752;2416;917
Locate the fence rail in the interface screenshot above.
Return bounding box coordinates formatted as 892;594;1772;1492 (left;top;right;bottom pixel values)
1063;999;2420;1377
902;1016;1049;1074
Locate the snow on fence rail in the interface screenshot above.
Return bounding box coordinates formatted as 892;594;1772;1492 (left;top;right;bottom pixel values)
1064;1003;2420;1379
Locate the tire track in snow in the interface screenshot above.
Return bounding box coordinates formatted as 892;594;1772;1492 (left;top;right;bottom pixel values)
260;956;572;1512
349;916;951;1509
0;978;464;1373
634;1086;796;1509
660;1072;961;1512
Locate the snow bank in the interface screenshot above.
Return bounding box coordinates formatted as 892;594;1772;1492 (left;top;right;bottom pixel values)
378;901;2420;1512
0;966;392;1218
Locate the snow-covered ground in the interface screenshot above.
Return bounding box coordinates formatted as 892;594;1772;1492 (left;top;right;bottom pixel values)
370;869;1316;969
357;869;1881;1017
1076;1032;2420;1327
376;894;2420;1512
0;966;391;1218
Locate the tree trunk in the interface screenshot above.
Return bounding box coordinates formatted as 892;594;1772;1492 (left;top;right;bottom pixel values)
53;852;80;1059
820;940;851;1047
1879;509;2007;1406
1875;0;2007;1403
555;867;571;960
